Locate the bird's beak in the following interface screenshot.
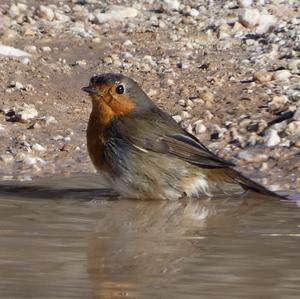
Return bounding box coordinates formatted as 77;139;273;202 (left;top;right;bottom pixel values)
81;86;98;94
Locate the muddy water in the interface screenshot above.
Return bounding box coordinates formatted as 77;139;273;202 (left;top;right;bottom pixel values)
0;175;299;299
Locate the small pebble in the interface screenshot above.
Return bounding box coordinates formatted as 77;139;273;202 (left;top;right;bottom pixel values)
0;154;14;164
94;6;138;24
189;8;199;17
181;111;191;119
37;5;54;21
163;0;181;11
256;14;277;34
269;95;288;109
17;104;38;121
238;151;268;163
32;143;46;152
52;135;64;141
9;81;24;91
201;91;214;102
272;70;291;82
123;40;133;46
238;0;253;8
253;70;273;83
239;9;260;28
41;46;51;52
286;121;300;136
23;155;46;166
172;115;182;123
60;144;73;152
194;121;207;134
41;116;58;125
293;107;300;121
263;129;281;147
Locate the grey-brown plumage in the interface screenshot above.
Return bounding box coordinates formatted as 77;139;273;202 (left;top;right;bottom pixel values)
83;73;283;199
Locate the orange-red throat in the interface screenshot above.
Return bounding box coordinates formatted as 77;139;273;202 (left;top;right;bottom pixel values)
89;82;135;129
86;82;134;171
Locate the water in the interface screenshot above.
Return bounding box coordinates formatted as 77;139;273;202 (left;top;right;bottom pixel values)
0;175;299;298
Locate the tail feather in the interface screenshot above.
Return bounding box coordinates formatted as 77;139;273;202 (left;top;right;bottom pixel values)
206;168;286;199
228;168;286;199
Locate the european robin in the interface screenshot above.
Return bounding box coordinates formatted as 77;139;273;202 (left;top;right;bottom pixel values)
82;73;280;199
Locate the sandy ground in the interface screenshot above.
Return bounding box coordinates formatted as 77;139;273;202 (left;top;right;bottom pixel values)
0;0;299;192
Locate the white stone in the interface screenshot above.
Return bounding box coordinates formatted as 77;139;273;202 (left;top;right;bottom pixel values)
52;135;64;140
273;70;291;82
0;124;5;131
189;8;199;17
41;46;51;52
237;151;252;160
238;151;268;163
42;116;58;125
293;107;300;121
0;44;31;59
288;59;300;72
17;3;27;12
70;22;91;38
256;14;277;34
75;59;86;66
269;95;288;109
94;6;138;24
55;11;70;22
9;4;20;18
263;129;281;147
21;57;30;65
181;111;191;119
24;45;37;53
172;115;182;123
0;154;14;164
16;104;38;121
123;40;133;46
239;9;260;28
11;81;24;91
272;121;287;133
23;155;46;166
194;121;207;134
166;79;174;86
286;121;300;136
32;143;46;152
268;184;281;191
280;139;290;147
162;0;181;11
254;70;273;83
38;5;54;21
187;124;193;134
238;0;253;7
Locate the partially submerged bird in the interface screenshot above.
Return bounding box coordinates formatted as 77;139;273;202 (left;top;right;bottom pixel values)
82;73;280;200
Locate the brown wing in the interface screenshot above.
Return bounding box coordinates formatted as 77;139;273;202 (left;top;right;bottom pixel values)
113;108;285;198
115;107;233;168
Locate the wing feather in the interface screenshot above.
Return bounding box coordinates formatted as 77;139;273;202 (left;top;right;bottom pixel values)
108;108;286;199
113;108;233;168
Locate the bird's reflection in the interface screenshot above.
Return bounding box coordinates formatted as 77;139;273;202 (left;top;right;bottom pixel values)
0;175;293;298
86;194;276;298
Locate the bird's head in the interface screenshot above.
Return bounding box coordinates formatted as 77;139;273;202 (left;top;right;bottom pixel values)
82;73;155;117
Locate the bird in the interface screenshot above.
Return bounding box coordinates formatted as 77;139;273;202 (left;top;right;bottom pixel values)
82;73;282;200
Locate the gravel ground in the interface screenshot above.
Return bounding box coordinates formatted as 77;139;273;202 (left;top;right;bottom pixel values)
0;0;299;192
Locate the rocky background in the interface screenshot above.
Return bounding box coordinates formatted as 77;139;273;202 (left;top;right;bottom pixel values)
0;0;299;192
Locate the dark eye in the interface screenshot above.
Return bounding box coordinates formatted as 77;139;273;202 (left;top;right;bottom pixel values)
116;85;125;94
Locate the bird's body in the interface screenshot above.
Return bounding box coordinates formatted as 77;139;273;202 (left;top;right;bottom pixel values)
83;73;280;199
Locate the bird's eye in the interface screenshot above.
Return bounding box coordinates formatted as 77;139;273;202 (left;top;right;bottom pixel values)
116;85;125;94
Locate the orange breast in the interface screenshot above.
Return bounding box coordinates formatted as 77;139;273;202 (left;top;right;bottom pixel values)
87;112;106;171
87;92;135;171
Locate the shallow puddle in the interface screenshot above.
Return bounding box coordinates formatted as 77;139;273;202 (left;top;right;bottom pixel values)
0;175;299;298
